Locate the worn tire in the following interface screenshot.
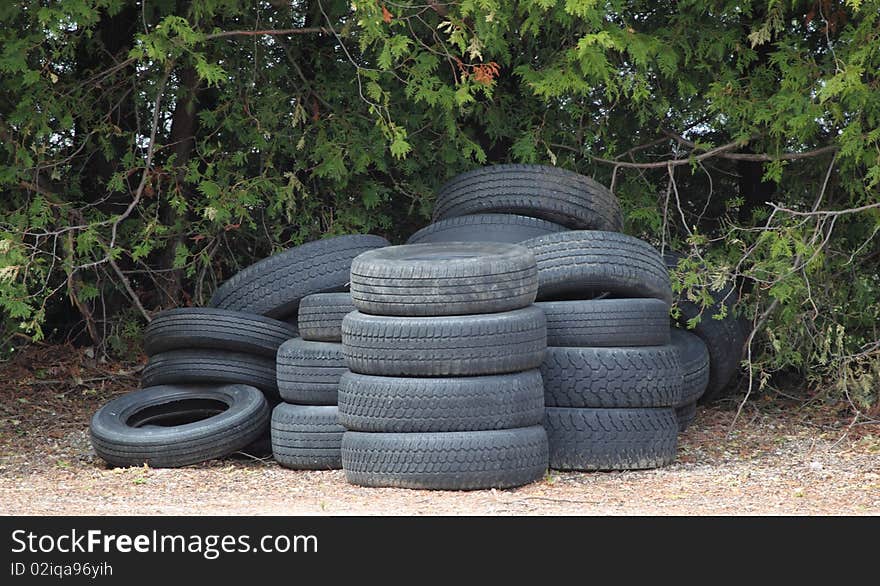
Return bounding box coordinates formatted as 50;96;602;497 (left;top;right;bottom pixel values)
675;402;698;433
142;350;278;399
337;370;545;433
276;339;346;405
270;404;344;470
671;329;710;406
407;213;567;245
209;234;389;318
238;427;273;458
341;427;549;490
678;300;744;404
297;293;355;342
544;407;678;471
433;164;622;231
541;345;682;408
349;242;538;316
144;308;297;358
537;298;670;347
523;231;672;304
90;384;269;468
341;307;547;377
279;314;300;335
665;253;744;403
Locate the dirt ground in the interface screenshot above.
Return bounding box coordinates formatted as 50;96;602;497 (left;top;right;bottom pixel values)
1;345;879;515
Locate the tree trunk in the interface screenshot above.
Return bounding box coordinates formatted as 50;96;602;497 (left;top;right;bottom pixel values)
158;65;201;307
75;5;139;203
737;13;777;223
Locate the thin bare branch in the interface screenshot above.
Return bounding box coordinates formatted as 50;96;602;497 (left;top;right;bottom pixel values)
767;201;880;218
203;27;333;40
108;256;151;323
589;139;747;169
663;131;839;162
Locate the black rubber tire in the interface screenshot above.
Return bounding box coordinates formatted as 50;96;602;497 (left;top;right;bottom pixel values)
238;428;273;458
663;251;748;403
143;308;297;358
270;403;344;470
670;329;710;406
90;384;269;468
237;395;282;458
341;307;547;377
297;293;355;342
523;231;672;304
544;407;678;471
406;213;568;245
675;402;698;433
337;370;545;433
664;253;744;403
537;298;670;347
281;315;300;338
349;242;538;317
433;164;622;232
142;350;278;399
677;300;744;404
341;427;549;490
276;338;346;405
209;234;389;318
541;345;682;408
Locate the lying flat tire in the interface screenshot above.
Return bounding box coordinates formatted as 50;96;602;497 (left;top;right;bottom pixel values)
271;404;344;470
341;307;547;377
144;308;296;358
541;345;682;408
537;298;670;347
276;339;346;405
349;242;538;317
544;407;677;471
90;384;269;468
337;370;545;432
407;213;567;245
341;427;549;490
297;293;355;343
142;350;278;399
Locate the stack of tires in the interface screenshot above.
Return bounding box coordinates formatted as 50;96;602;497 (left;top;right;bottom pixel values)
521;231;683;470
89;235;389;468
140;309;293;401
338;242;549;490
270;293;355;470
410;164;712;469
89;162;743;477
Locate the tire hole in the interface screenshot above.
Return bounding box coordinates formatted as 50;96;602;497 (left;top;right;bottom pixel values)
126;398;229;428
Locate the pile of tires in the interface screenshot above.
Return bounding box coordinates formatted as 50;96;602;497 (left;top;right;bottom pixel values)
338;242;549;490
411;164;739;430
270;293;354;470
89;235;390;468
521;231;682;470
88;162;742;482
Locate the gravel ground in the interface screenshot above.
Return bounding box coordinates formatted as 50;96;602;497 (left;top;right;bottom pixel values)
1;346;878;515
2;405;879;515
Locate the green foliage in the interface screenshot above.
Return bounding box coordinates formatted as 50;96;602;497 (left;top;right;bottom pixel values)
0;1;878;408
